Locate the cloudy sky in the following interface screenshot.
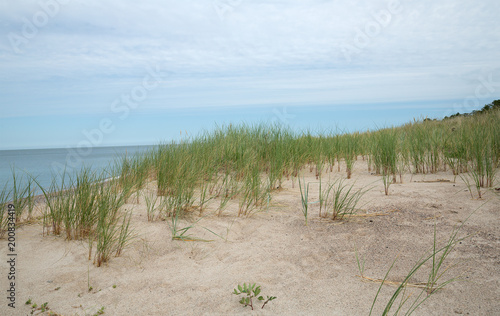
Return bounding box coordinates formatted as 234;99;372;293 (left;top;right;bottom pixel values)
0;0;499;149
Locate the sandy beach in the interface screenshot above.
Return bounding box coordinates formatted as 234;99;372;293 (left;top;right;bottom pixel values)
3;1;499;315
1;158;499;316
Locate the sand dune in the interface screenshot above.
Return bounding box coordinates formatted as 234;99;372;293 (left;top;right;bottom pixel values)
1;160;499;315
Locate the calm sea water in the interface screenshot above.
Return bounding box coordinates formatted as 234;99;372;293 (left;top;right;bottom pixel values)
0;145;154;196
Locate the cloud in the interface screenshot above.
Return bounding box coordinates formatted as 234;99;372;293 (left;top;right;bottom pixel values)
0;0;499;119
2;1;499;72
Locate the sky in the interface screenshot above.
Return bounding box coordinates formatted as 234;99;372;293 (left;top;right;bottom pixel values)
0;0;499;150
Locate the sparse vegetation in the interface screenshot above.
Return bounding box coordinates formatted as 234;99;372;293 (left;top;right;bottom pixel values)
298;177;310;225
324;178;368;220
26;299;51;315
366;215;472;316
94;306;105;315
32;167;134;267
2;103;498;314
10;168;36;221
233;283;277;310
5;105;498;256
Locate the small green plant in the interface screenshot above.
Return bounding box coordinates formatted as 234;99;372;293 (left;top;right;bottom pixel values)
94;306;105;315
233;283;276;310
112;284;117;288
27;300;50;315
298;177;310;225
30;303;38;315
41;302;49;312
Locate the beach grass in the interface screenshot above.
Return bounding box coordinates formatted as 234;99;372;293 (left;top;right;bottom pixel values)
32;166;134;266
10;168;36;221
326;177;367;220
368;216;472;316
298;177;310;225
6;106;498;274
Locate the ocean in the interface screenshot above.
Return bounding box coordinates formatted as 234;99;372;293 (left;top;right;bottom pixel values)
0;145;154;196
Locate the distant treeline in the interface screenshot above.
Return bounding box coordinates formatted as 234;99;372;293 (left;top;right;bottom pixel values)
442;99;500;120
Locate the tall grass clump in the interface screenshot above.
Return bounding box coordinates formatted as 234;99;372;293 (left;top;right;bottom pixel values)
266;126;293;188
443;130;468;182
325;178;367;220
313;134;325;180
372;129;398;195
155;142;197;215
153;123;290;220
71;167;102;239
92;182;131;266
35;166;134;266
240;159;271;217
405;121;429;174
396;132;411;183
341;133;359;179
116;151;152;203
36;170;74;236
10;168;36;221
467;116;498;189
323;132;337;173
446;111;500;198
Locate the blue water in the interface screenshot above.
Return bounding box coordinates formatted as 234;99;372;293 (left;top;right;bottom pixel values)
0;145;154;196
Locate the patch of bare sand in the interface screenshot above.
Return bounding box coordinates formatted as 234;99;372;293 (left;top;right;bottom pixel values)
1;160;499;315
